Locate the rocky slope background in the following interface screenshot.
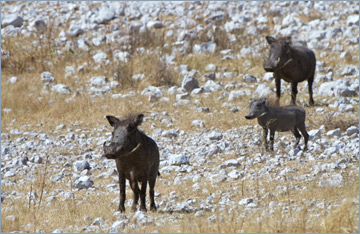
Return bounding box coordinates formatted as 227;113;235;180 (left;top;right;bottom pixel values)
1;1;359;233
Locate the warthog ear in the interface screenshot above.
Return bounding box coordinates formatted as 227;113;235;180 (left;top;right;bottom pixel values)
249;98;255;103
266;36;276;45
106;115;120;127
134;114;144;127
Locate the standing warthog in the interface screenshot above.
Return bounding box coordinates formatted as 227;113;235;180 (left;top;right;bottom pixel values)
245;98;309;151
103;114;160;212
263;36;316;106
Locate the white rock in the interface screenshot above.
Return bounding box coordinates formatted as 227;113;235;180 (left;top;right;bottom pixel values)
228;170;241;179
223;159;241;167
51;84;71;94
347;15;359;26
90;76;107;86
228;90;251;101
65;66;76;79
255;83;274;98
308;129;321;140
8;76;18;84
205;64;217;72
326;128;341;137
2;15;23;27
66;23;84;37
346;126;358;136
193;42;217;54
161;130;178;138
222;72;236;79
110;220;128;233
338;104;354;113
132;74;145;81
147;21;164;29
74;176;94;189
263;72;274;81
239;198;253;205
202;80;222;92
93;52;108;64
141;86;162;102
73;160;90;172
113;50;130;62
243;74;257;83
208;131;223;140
52;229;63;233
168;154;189;165
224;20;244;33
95;5;116;24
192;120;205;128
41;72;55;83
92;35;106;47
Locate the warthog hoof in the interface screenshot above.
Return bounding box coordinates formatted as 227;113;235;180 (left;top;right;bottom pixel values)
150;205;157;212
140;206;147;212
118;205;125;213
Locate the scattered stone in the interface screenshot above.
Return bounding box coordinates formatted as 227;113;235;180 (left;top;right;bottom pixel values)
326;128;341;137
168;154;189;165
182;76;199;92
73;160;90;172
73;176;94;189
51;84;71;94
208;131;223;140
2;15;24;27
41;72;55;83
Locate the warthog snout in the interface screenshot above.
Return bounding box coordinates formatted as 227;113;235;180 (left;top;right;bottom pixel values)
262;59;275;72
103;141;118;159
245;114;255;120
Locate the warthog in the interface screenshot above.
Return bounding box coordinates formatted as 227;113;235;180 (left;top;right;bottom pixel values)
245;98;309;151
103;114;160;212
263;36;316;106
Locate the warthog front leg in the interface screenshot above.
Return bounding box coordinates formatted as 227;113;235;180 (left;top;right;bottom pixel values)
262;127;269;151
129;173;140;211
118;173;126;212
275;77;281;106
308;74;315;106
269;129;275;151
291;82;298;105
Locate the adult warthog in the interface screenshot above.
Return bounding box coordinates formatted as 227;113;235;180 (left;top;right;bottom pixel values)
263;36;316;106
103;114;160;212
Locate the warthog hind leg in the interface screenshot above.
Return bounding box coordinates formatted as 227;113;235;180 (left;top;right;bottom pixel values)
292;128;301;149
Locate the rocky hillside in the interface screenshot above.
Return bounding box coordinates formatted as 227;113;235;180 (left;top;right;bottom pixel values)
1;1;359;233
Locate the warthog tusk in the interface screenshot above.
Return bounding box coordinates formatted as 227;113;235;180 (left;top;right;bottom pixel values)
259;112;268;117
123;143;141;156
279;58;293;70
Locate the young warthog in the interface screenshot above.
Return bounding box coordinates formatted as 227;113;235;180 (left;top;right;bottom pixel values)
245;99;309;151
103;114;160;212
263;36;316;106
